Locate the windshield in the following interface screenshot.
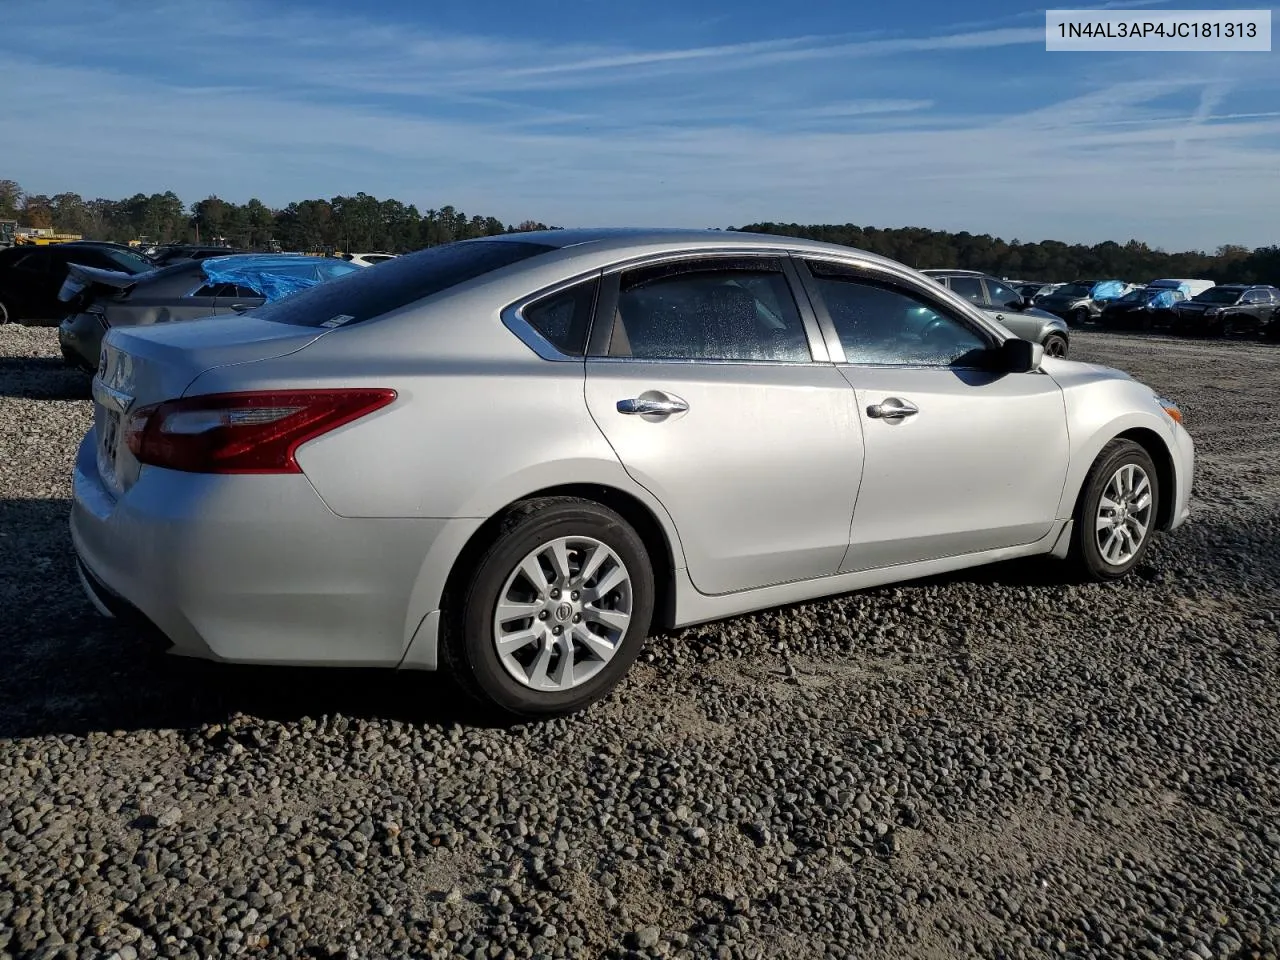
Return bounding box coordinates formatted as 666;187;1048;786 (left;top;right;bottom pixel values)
1055;282;1092;297
256;239;558;327
1117;289;1148;303
1193;288;1242;304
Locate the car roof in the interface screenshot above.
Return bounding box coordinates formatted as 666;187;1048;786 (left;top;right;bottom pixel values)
919;269;986;277
476;227;911;273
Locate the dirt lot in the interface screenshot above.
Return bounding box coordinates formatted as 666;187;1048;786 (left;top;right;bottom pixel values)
1;325;1277;960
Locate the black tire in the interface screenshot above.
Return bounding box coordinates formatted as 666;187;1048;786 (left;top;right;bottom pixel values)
440;497;655;717
1069;307;1090;328
1068;439;1160;582
0;296;12;326
1042;333;1069;358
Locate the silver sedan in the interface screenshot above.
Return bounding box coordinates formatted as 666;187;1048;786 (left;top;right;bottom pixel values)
72;229;1195;717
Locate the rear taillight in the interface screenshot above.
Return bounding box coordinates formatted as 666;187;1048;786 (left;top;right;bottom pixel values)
125;389;396;474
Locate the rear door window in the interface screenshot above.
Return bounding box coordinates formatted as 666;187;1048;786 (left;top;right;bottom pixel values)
12;250;52;274
255;239;557;328
947;276;986;304
603;258;812;362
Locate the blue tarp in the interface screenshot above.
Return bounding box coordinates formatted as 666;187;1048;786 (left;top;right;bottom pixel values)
1091;280;1127;301
1146;289;1180;308
201;255;360;303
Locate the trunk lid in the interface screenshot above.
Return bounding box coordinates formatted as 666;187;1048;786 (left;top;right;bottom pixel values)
91;316;332;497
59;262;147;313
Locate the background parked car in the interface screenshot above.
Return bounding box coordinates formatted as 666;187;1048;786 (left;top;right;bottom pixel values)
1099;286;1188;331
921;269;1071;356
148;245;249;267
0;242;154;324
1149;278;1216;299
1036;279;1133;327
1013;281;1062;301
1170;284;1280;338
57;254;359;369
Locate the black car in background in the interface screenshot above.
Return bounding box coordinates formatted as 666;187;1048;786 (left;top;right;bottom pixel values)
0;243;154;324
148;245;248;267
1170;285;1280;338
1099;287;1187;331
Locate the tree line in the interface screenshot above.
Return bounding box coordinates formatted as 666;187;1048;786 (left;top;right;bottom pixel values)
2;178;1275;283
733;222;1279;286
0;179;554;253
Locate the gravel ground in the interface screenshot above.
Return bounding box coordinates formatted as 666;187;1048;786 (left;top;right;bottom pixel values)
1;324;1277;960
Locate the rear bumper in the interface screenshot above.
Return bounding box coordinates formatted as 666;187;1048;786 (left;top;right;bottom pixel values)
70;429;477;667
58;313;106;371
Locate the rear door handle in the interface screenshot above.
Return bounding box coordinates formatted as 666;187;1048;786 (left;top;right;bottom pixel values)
867;397;919;420
617;395;689;416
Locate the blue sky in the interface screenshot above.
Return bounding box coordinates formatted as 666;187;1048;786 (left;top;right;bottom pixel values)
1;0;1277;249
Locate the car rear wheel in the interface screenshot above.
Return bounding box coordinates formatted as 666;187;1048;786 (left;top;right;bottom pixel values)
442;497;655;717
1068;439;1160;581
1042;333;1068;357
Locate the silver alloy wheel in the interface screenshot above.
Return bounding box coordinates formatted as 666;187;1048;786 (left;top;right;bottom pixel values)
1044;336;1067;357
1095;463;1153;566
492;535;633;691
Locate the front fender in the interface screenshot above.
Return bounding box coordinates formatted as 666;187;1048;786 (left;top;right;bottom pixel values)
1047;369;1182;520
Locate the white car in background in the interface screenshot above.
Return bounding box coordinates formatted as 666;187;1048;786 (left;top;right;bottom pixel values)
341;253;398;268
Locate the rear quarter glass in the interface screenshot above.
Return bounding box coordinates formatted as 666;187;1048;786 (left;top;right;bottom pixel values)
251;240;557;328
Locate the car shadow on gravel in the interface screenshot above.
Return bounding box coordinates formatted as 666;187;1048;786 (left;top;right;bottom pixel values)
0;497;518;739
0;356;91;400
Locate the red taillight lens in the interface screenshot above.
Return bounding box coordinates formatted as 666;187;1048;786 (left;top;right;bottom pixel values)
125;389;396;474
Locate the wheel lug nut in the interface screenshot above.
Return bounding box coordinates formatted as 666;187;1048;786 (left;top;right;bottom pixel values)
571;591;579;601
538;611;548;620
553;626;562;635
550;588;560;599
572;614;581;623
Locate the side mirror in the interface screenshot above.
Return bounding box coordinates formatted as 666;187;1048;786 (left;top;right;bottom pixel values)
995;337;1043;373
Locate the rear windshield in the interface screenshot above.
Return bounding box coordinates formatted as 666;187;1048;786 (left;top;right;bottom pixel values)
100;248;156;274
252;240;557;328
1193;288;1242;303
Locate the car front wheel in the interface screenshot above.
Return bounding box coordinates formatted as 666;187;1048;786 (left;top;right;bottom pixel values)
1069;307;1090;327
442;497;655;717
1068;439;1160;581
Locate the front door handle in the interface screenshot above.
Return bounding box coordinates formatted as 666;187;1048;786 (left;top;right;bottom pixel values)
617;395;689;417
867;397;919;420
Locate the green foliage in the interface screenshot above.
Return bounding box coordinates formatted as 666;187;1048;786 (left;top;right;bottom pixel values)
0;180;556;252
734;222;1278;285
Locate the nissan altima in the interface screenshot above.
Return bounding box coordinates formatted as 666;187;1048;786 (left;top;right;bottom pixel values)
72;229;1194;717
